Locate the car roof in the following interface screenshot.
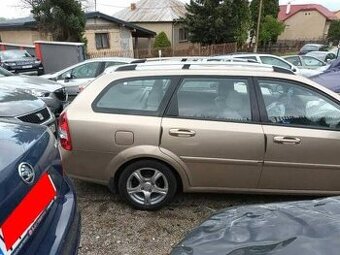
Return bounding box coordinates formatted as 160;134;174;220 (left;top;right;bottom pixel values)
85;57;138;63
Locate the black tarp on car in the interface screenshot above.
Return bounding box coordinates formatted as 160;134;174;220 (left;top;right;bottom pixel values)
171;197;340;255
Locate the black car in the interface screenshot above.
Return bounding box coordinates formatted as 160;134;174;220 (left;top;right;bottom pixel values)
0;49;44;75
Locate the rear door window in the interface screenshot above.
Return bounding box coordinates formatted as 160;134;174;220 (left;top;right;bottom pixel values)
166;77;252;122
93;77;173;115
285;56;302;66
260;56;292;70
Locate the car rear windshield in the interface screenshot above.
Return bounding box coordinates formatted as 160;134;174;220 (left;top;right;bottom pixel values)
0;50;32;61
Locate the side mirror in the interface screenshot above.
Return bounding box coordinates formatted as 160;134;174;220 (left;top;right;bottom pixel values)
292;67;297;72
64;73;72;83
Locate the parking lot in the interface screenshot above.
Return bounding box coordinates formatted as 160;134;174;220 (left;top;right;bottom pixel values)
75;179;306;255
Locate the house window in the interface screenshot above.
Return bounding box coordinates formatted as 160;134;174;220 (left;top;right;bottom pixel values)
95;33;110;49
179;28;188;42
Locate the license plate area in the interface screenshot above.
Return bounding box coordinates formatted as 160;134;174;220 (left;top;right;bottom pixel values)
22;65;33;69
0;173;57;255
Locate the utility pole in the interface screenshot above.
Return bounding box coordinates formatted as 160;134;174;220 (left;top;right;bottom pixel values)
254;0;263;53
95;0;97;11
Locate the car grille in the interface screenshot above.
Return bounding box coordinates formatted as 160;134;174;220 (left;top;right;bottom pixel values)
54;88;67;102
17;61;35;65
18;108;50;124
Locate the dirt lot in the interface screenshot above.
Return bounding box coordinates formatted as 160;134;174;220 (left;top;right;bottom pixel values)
75;179;305;255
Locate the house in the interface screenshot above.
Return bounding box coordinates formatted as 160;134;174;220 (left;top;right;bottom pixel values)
0;12;156;57
334;10;340;20
278;4;337;41
114;0;188;49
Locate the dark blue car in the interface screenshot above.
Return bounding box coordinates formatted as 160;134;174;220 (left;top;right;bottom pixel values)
0;121;80;255
310;59;340;93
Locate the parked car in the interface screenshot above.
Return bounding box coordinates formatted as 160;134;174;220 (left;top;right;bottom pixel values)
310;62;340;93
298;43;328;55
306;51;337;63
0;120;80;255
60;61;340;210
224;53;298;71
0;49;44;75
41;57;137;98
171;196;340;255
0;67;67;115
0;88;56;133
283;54;329;76
283;54;327;69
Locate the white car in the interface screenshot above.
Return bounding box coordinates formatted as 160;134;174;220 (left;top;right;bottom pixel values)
41;57;137;98
217;53;322;77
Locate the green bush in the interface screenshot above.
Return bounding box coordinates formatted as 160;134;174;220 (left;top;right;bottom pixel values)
153;32;171;49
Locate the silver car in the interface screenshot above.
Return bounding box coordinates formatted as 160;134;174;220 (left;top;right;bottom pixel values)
42;57;137;98
0;67;67;115
0;88;56;133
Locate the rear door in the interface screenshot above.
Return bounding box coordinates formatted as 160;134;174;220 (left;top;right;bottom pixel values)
256;77;340;192
160;76;265;189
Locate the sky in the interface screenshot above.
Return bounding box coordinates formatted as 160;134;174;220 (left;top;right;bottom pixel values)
0;0;339;19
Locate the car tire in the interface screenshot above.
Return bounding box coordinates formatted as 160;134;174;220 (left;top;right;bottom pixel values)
118;160;177;210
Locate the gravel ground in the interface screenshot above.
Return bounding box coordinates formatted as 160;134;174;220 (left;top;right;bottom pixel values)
74;179;306;255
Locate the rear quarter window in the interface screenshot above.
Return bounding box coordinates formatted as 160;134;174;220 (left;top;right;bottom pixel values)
92;77;173;116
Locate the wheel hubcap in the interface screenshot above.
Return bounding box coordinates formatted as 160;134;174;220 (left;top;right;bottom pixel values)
126;168;169;206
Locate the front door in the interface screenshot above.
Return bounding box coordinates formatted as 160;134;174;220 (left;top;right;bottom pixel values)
256;78;340;192
160;76;265;189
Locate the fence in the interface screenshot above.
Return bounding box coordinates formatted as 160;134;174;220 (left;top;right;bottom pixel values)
87;42;238;59
87;39;330;59
241;39;328;55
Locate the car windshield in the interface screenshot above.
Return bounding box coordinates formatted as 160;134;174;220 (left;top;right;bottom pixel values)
0;67;14;77
0;50;32;60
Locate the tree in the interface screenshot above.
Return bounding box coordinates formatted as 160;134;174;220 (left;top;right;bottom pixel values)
182;0;250;45
250;0;280;41
153;32;171;49
21;0;86;42
259;15;285;45
328;20;340;45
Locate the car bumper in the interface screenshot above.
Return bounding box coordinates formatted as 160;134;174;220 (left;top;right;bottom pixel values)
3;64;44;75
21;176;81;255
40;96;65;116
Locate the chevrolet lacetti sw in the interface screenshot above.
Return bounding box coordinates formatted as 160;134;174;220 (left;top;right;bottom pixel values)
60;62;340;210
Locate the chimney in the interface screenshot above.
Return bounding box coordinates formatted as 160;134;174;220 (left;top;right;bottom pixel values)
286;2;291;15
131;3;136;11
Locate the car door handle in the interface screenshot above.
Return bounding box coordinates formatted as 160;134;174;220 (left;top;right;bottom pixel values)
169;129;196;137
273;136;301;145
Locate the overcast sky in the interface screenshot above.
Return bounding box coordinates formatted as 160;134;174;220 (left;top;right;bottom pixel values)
1;0;339;19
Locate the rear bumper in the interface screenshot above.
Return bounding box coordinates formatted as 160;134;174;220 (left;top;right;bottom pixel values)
22;176;81;255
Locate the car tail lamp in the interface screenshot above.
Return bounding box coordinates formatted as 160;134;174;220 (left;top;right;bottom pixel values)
58;112;72;151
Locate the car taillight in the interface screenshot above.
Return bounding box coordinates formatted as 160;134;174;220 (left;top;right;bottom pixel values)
58;112;72;151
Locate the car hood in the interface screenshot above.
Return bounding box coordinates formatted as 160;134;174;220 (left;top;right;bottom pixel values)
310;70;340;93
171;196;340;255
0;90;45;117
0;75;63;92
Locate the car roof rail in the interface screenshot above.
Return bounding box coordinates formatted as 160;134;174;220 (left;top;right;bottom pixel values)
114;61;295;75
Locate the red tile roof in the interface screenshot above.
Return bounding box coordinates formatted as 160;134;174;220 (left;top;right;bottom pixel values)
279;4;337;21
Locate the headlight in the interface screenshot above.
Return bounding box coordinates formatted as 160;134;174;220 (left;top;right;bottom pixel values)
4;62;16;66
25;89;49;97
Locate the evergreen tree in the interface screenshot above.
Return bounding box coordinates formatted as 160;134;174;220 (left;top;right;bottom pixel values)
153;32;171;49
22;0;86;42
182;0;250;45
328;20;340;45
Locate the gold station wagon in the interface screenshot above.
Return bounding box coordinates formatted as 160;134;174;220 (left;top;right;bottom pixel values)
59;62;340;210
